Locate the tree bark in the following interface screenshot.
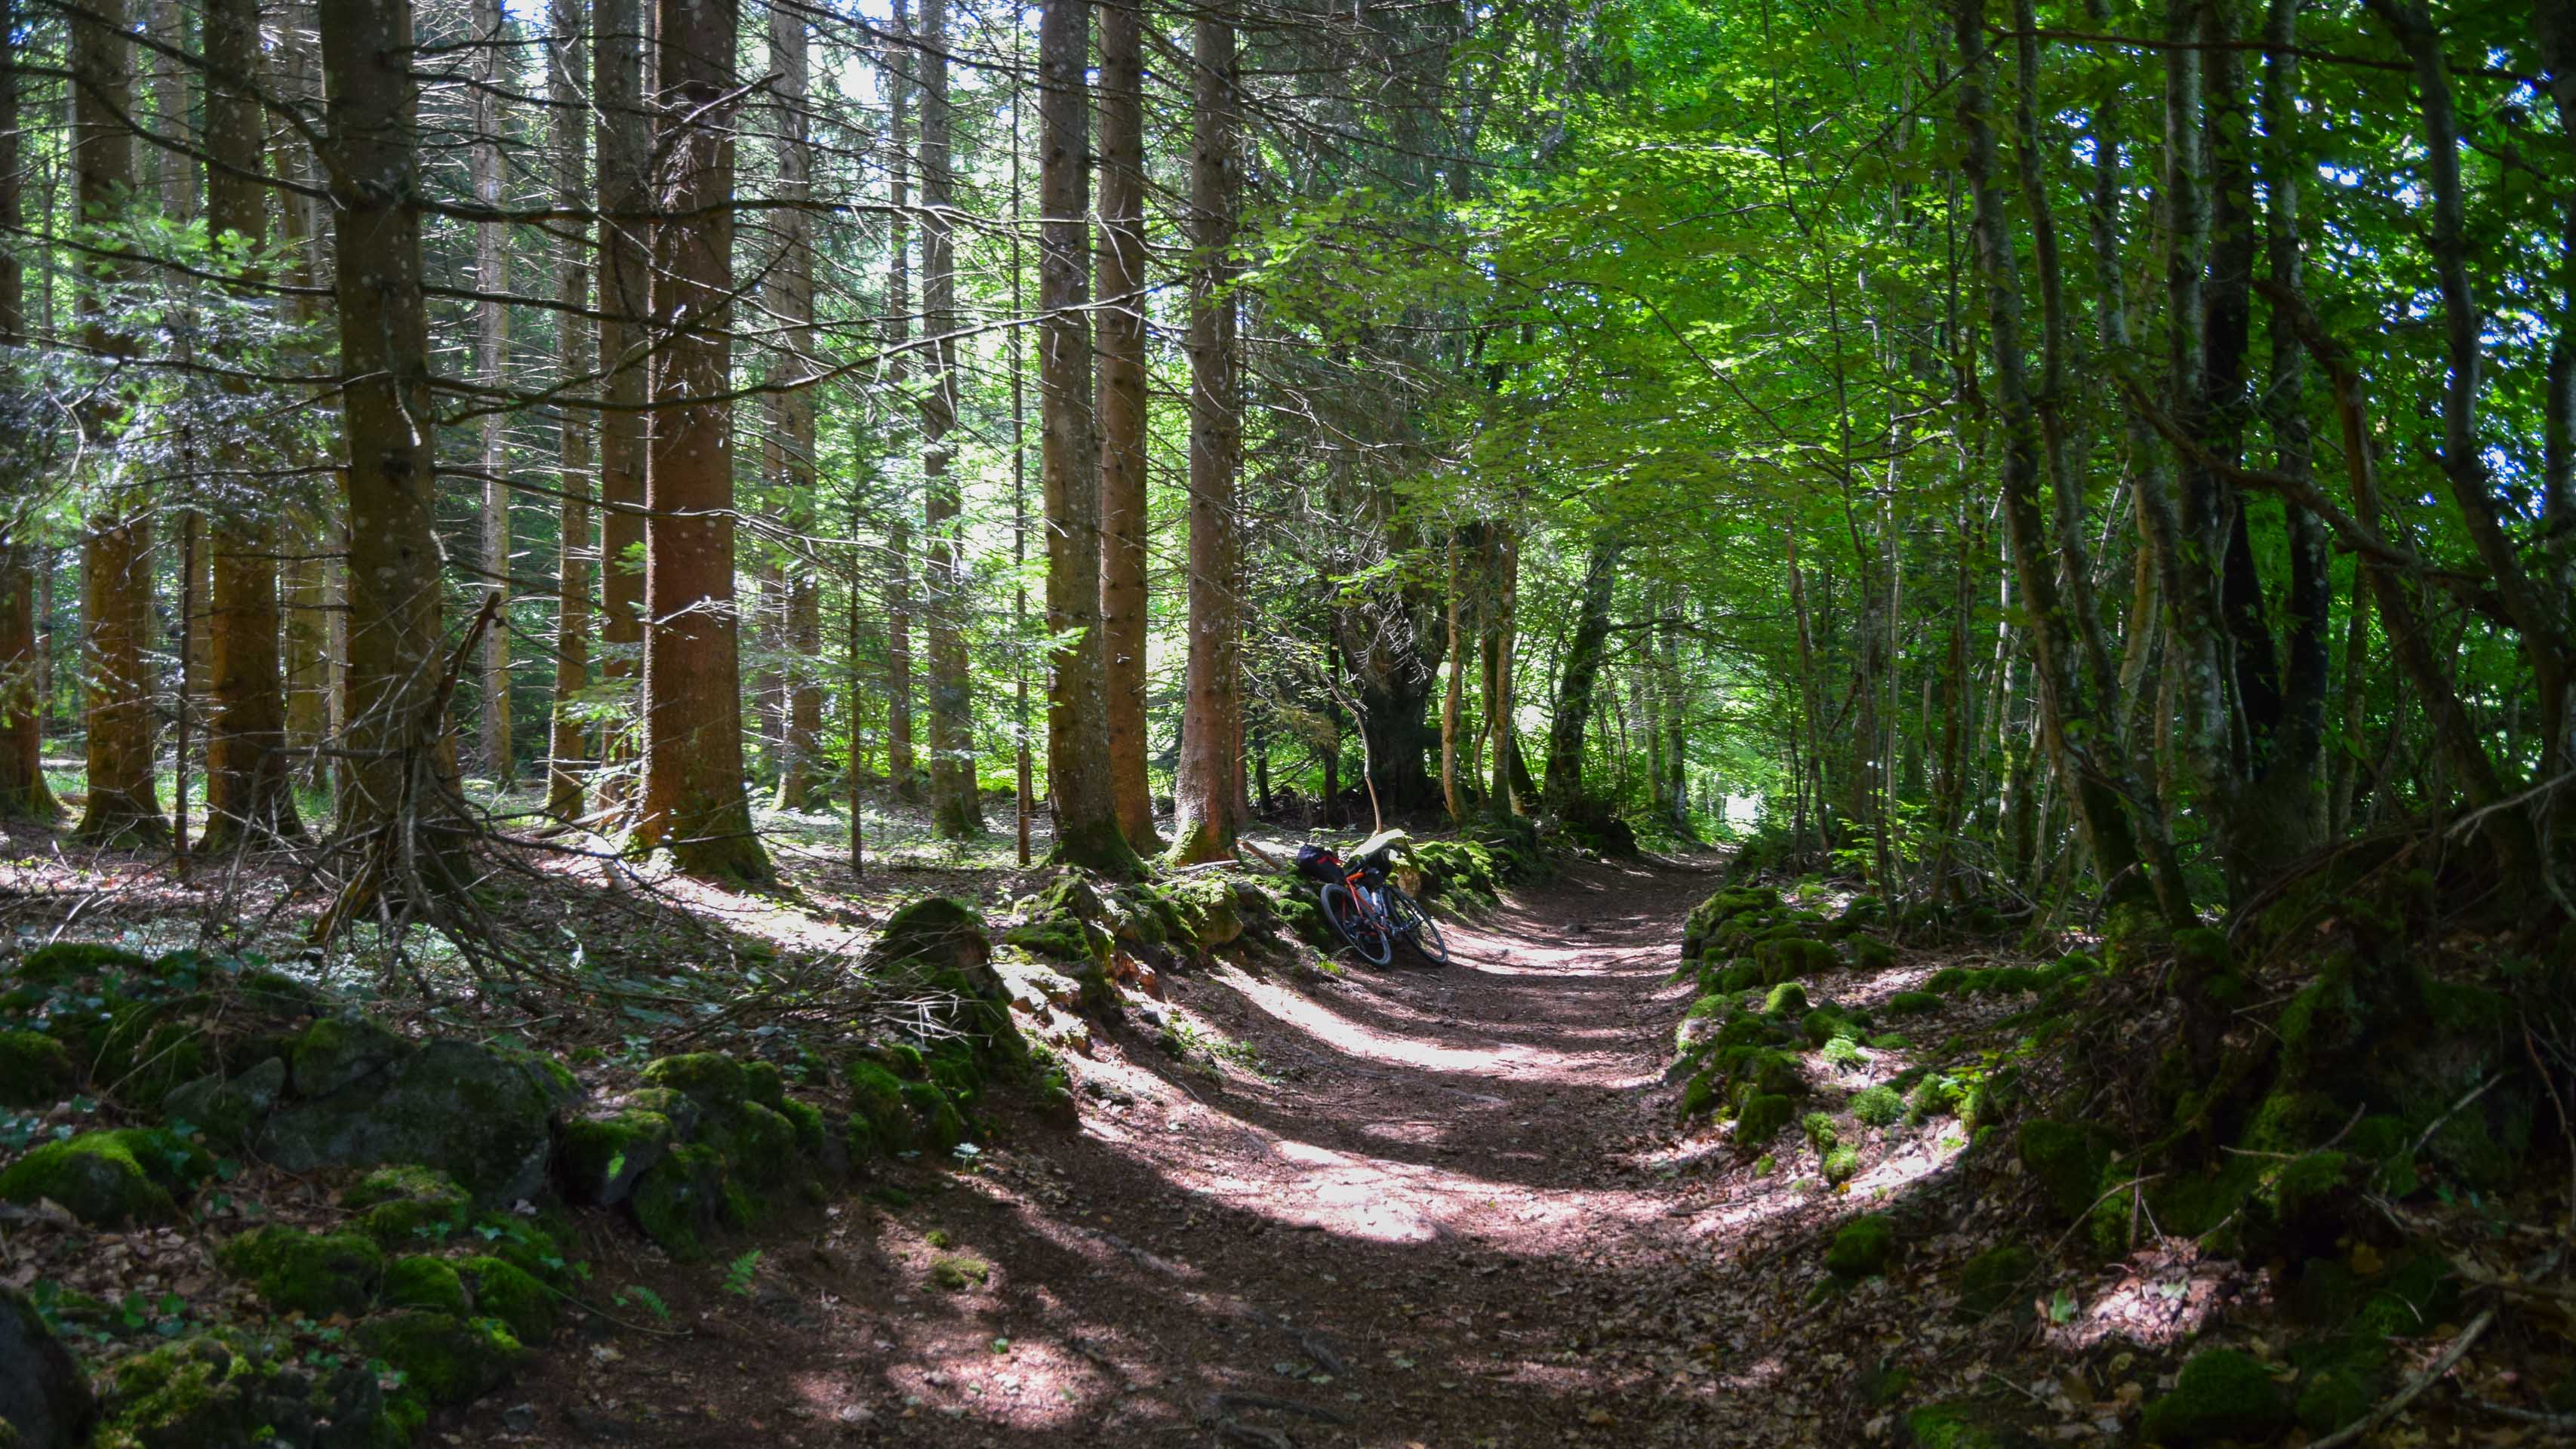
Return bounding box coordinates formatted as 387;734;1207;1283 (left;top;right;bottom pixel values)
765;0;823;812
593;0;647;808
1484;528;1519;814
884;0;919;803
71;0;165;847
1541;534;1619;816
632;0;768;884
1039;0;1139;874
0;0;57;824
472;0;512;786
1171;8;1243;864
199;0;302;849
318;0;460;860
919;0;980;837
1096;0;1155;848
543;0;594;822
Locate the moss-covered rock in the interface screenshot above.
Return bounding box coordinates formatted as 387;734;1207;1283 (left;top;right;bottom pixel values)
904;1081;968;1153
1165;875;1248;947
2016;1119;2113;1223
287;1016;406;1098
94;1330;389;1449
1764;982;1808;1016
1761;937;1838;980
1904;1403;2003;1449
1822;1145;1861;1184
1848;937;1895;973
558;1107;674;1207
0;1029;76;1107
0;1128;212;1227
342;1165;469;1248
1955;1244;2036;1320
354;1310;525;1404
846;1061;915;1155
1824;1214;1896;1278
159;1056;286;1150
639;1052;748;1107
1922;967;1971;995
1850;1085;1904;1127
14;942;152;986
260;1038;563;1203
216;1227;385;1319
928;1255;988;1290
872;896;993;971
382;1257;469;1318
1737;1092;1795;1146
629;1143;732;1261
777;1096;829;1158
2;1281;94;1449
457;1256;554;1343
1885;991;1940;1017
2139;1348;2288;1446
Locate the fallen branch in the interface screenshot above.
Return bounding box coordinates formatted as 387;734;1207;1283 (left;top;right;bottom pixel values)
2307;1307;2494;1449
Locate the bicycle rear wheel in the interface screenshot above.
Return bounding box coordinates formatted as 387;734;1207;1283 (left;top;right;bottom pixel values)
1319;882;1393;966
1383;885;1450;966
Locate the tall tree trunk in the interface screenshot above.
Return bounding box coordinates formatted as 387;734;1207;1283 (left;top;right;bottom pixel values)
2534;0;2575;814
472;0;512;786
200;0;302;849
632;0;768;884
1096;0;1155;848
72;0;165;847
1039;0;1138;874
1171;9;1244;864
918;0;980;837
543;0;594;822
767;0;823;813
0;0;57;824
1951;0;2165;934
883;0;919;803
592;0;647;809
1541;534;1619;815
318;0;460;862
1484;528;1519;814
1439;529;1473;824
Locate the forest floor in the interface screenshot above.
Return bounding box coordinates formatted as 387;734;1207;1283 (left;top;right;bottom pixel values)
443;851;1840;1449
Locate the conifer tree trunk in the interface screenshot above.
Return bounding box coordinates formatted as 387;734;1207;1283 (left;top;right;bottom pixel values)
543;0;594;821
1483;529;1518;814
919;0;980;836
200;0;302;849
633;0;768;883
0;0;57;824
1039;0;1139;874
472;0;513;786
593;0;648;806
71;0;166;847
1541;535;1618;814
768;0;824;811
1096;0;1154;848
318;0;460;856
1171;10;1243;863
883;0;919;803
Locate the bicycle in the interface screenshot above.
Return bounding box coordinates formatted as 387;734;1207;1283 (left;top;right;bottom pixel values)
1295;837;1450;967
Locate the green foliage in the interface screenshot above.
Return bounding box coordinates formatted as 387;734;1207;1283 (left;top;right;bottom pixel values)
1824;1215;1895;1278
2140;1349;2290;1446
1848;1085;1904;1127
215;1227;385;1318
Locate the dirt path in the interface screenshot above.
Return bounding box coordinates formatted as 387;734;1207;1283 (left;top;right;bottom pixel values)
488;856;1732;1448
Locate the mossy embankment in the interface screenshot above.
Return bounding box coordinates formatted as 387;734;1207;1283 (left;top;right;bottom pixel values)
1654;841;2573;1446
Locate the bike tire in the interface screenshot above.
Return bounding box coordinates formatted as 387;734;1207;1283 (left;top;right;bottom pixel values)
1384;885;1450;966
1319;882;1393;966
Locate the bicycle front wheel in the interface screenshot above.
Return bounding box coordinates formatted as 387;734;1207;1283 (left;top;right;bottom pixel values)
1319;882;1393;966
1383;885;1450;966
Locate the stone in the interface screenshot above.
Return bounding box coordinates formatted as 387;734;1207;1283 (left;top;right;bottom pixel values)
215;1227;386;1318
94;1331;390;1449
261;1038;562;1202
354;1311;526;1405
287;1017;407;1099
342;1166;470;1249
0;1030;77;1108
558;1108;675;1207
0;1128;212;1227
382;1257;469;1317
0;1284;95;1449
161;1056;286;1149
457;1257;555;1344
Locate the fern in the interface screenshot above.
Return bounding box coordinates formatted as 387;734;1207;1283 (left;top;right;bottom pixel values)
722;1249;763;1297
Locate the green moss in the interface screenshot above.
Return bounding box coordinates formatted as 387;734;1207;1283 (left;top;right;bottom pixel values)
1983;966;2042;995
1884;991;1939;1017
457;1256;555;1343
630;1143;731;1261
929;1255;989;1291
0;1127;211;1227
903;1081;968;1152
1802;1111;1839;1152
383;1256;469;1317
355;1310;525;1404
1847;1085;1904;1127
701;1100;801;1186
217;1226;385;1318
740;1060;786;1109
1819;1035;1865;1069
1763;982;1808;1016
1956;1244;2036;1319
1824;1214;1895;1278
2140;1348;2288;1446
875;896;990;964
1713;961;1765;992
777;1097;829;1158
2017;1120;2113;1223
1736;1092;1794;1145
1848;937;1894;973
1762;937;1838;980
343;1164;470;1247
287;1015;406;1100
559;1109;675;1207
639;1052;748;1106
2291;1338;2386;1438
1680;1069;1721;1118
1904;1403;2002;1449
847;1061;916;1154
1822;1145;1860;1184
0;1029;76;1106
1923;968;1970;995
17;942;152;985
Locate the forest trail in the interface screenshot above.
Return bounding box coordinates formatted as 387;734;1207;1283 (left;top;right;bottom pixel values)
488;857;1738;1448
